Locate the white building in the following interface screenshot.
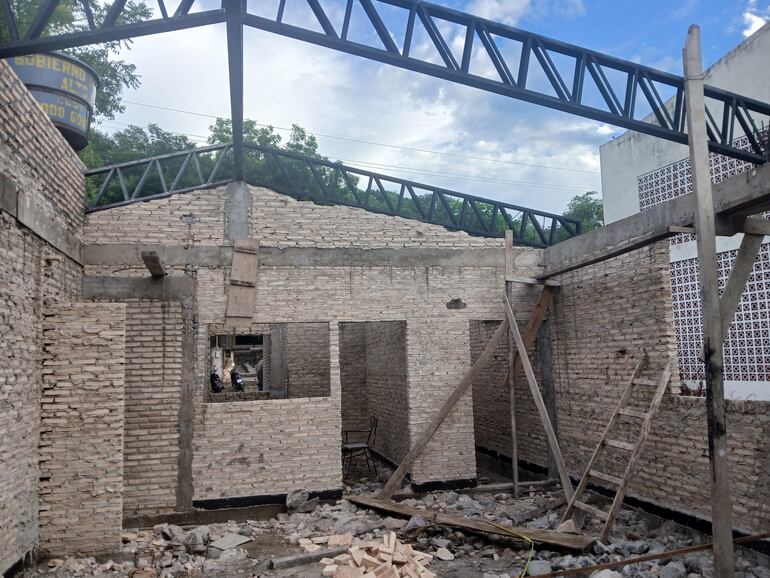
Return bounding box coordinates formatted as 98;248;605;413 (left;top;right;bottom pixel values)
600;22;770;400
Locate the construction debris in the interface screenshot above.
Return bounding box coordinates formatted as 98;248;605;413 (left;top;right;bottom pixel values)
347;495;594;551
317;531;437;578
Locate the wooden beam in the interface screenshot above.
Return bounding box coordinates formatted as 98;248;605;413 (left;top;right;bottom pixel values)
720;233;763;334
503;293;577;523
506;274;561;287
539;162;770;279
378;317;510;499
505;231;520;498
348;495;593;551
140;251;166;279
684;26;734;577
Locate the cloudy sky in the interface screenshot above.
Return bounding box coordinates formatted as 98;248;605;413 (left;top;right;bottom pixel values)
104;0;769;215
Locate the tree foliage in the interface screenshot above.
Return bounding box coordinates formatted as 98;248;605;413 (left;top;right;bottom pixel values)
1;0;151;119
563;190;604;232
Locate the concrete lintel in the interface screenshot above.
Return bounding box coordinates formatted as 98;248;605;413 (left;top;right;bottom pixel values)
14;187;82;264
82;275;195;301
541;162;770;278
84;244;531;269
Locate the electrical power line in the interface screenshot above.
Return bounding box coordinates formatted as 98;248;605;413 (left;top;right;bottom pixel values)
99;119;599;192
120;99;600;175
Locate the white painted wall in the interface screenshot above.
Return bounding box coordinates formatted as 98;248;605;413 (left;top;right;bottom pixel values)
600;22;770;224
600;22;770;400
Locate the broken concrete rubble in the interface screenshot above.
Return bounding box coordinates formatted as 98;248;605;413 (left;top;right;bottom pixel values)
22;483;770;578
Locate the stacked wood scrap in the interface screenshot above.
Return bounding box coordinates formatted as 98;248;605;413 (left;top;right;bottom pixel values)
317;531;436;578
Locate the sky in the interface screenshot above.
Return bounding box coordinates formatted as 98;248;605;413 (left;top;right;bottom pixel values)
103;0;770;215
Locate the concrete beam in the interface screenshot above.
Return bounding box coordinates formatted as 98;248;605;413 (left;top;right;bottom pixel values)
541;162;770;278
82;275;195;301
141;251;166;279
2;180;83;264
84;244;532;269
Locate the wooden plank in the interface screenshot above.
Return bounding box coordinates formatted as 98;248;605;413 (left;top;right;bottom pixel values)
378;317;510;499
719;233;763;334
605;439;635;451
589;470;622;485
347;495;593;551
618;408;648;419
684;28;734;576
601;361;672;542
562;352;647;525
505;230;519;498
505;274;561;287
226;238;259;321
230;238;259;284
270;546;350;570
573;501;608;521
140;250;166;279
502;293;577;522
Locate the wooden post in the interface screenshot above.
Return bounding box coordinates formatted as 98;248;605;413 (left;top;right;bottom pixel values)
719;233;763;333
683;25;734;577
503;294;577;523
505;230;520;497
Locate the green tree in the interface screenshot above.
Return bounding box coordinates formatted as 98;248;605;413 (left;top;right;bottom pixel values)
1;0;151;119
563;190;604;232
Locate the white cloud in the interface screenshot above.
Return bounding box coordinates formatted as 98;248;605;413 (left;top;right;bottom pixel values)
464;0;531;25
110;1;602;215
742;1;770;38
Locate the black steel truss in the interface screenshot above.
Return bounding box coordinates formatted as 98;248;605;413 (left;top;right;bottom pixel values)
83;142;581;247
2;0;770;166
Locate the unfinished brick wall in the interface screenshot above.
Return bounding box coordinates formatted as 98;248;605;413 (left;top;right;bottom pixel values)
286;322;331;398
84;183;547;501
532;241;770;532
0;62;85;572
39;302;125;557
365;321;410;465
340;323;368;434
123;302;183;518
192;324;341;499
83;188;227;246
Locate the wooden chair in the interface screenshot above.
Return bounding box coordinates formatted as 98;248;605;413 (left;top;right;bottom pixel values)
342;416;378;475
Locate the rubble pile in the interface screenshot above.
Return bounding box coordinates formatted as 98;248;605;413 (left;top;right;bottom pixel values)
22;485;770;578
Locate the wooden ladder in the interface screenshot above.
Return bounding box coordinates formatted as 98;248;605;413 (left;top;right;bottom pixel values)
562;350;673;542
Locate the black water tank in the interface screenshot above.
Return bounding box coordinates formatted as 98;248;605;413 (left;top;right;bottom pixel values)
8;52;99;151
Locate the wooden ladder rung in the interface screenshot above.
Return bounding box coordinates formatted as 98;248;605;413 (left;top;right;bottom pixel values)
618;408;649;419
574;500;609;520
605;439;635;451
589;470;623;485
632;378;659;386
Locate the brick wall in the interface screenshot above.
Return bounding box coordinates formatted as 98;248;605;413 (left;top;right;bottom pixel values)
192;324;341;499
340;323;368;434
0;61;84;245
0;62;85;572
39;302;125;556
470;320;510;457
84;188;227;246
364;322;409;464
124;302;183;518
517;241;770;533
84;183;547;503
286;322;331;398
